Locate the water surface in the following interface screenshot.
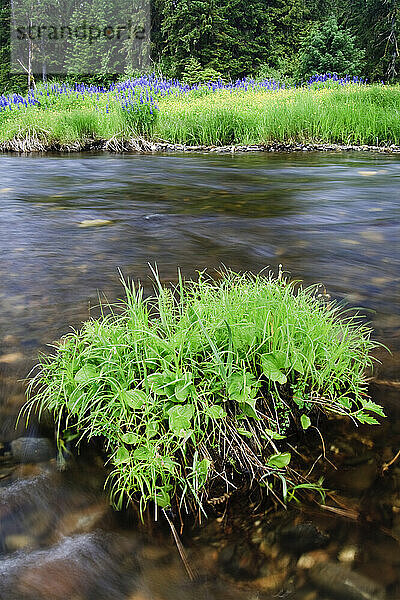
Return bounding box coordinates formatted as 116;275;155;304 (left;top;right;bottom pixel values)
1;151;400;599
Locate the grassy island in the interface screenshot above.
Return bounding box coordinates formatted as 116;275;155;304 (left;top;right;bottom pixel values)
23;269;384;518
1;74;400;151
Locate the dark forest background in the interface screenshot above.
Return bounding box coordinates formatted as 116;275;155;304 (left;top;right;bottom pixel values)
0;0;398;92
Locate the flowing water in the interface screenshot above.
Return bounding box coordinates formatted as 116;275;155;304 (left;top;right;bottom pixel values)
0;151;399;599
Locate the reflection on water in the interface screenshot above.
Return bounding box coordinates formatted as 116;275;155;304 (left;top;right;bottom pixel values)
0;151;400;599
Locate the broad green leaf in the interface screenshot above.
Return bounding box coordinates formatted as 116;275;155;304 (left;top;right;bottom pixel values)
147;371;175;396
205;405;226;419
168;404;195;434
241;398;258;418
228;372;258;403
292;354;304;374
67;387;84;409
119;389;146;410
261;354;287;385
301;414;311;430
180;428;195;442
74;364;98;384
155;456;175;473
121;432;138;444
155;488;171;508
234;324;257;348
114;446;130;465
146;421;159;439
133;446;155;461
146;372;166;395
174;380;190;402
227;373;244;398
263;428;286;440
237;427;253;438
267;452;291;469
273;350;291;370
195;458;211;477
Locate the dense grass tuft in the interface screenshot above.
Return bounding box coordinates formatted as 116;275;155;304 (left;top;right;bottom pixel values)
23;269;383;518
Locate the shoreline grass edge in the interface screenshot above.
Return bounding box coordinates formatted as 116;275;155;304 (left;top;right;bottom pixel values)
2;76;400;153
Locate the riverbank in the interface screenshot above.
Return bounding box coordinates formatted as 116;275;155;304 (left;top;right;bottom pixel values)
1;76;400;152
3;139;400;154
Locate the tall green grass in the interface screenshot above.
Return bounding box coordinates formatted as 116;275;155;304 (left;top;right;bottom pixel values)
155;85;400;146
2;83;400;148
22;269;384;518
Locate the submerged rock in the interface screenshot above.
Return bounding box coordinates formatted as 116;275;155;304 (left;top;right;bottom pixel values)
308;561;385;600
218;542;260;579
10;438;54;463
331;460;377;495
0;352;24;364
78;219;113;228
54;500;110;540
0;532;140;600
278;523;329;554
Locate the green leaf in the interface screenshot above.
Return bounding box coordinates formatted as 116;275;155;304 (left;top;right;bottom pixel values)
168;404;195;434
205;405;226;419
362;400;385;418
339;396;352;410
155;488;171;508
227;372;258;403
262;428;286;440
355;411;380;425
241;399;258;418
114;445;130;465
156;456;175;473
121;432;138;444
133;446;155;461
145;421;159;439
174;380;190;402
292;354;304;374
273;350;291;370
237;427;253;438
261;354;287;385
74;364;98;384
147;371;175;396
300;414;311;430
195;458;211;477
119;389;146;410
267;452;291;469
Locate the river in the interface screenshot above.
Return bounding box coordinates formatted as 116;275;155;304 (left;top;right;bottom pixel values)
0;151;399;599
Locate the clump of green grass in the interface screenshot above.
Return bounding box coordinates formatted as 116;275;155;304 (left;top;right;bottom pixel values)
23;268;384;518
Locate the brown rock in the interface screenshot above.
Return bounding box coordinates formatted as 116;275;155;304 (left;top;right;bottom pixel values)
309;561;385;600
0;352;23;364
18;559;87;600
359;562;398;587
297;549;330;569
252;570;287;592
367;539;400;566
54;501;109;539
5;534;34;552
332;460;377;495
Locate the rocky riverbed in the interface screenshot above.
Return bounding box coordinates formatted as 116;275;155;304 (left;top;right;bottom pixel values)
1;399;399;600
